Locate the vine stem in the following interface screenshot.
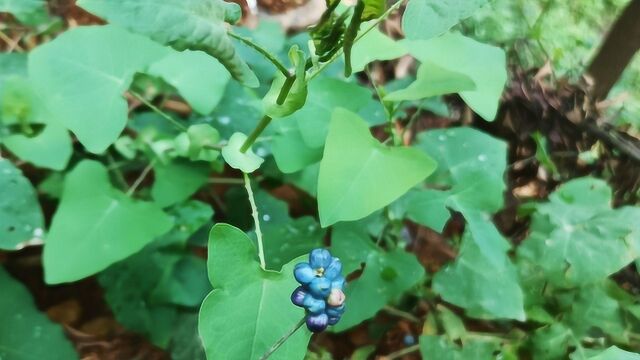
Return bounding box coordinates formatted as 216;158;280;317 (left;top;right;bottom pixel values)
130;91;187;131
243;172;266;269
259;317;306;360
228;31;291;78
126;160;155;197
307;0;405;81
382;344;419;360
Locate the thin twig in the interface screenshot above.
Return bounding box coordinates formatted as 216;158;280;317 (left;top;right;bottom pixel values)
381;344;420;360
383;306;420;323
228;31;291;78
130;91;188;131
126;161;155;197
259;318;306;360
243;172;266;269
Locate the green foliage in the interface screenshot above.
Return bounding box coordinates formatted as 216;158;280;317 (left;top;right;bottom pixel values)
44;160;173;283
77;0;259;87
384;61;476;101
221;132;265;173
0;159;44;250
0;267;78;359
318;108;436;226
350;26;407;73
403;0;490;40
199;224;311;359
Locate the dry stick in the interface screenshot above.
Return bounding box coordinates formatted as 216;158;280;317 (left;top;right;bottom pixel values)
243;172;266;269
126;161;155;197
382;344;420;360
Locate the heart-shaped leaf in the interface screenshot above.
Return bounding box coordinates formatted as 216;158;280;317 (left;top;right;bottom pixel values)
77;0;258;87
384;60;476;101
29;25;167;153
44;160;173;284
198;224;311;359
318;108;436;226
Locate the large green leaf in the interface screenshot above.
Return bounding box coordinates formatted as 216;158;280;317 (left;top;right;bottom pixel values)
198;224;311;360
0;159;44;250
152;160;210;208
419;335;497;360
148;50;231;114
318;108;436;226
350;26;407;73
402;0;490;40
384;61;476;101
433;231;525;321
29;25;167;153
44;160;173;284
408;127;510;264
331;222;425;331
567;285;627;343
404;33;506;121
517;177;640;287
271;119;323;174
0;0;48;25
0;267;78;360
77;0;258;87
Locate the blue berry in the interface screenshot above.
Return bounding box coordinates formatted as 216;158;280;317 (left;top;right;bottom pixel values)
291;248;347;332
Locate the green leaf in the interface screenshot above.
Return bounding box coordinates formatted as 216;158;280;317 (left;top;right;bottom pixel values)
350;26;407;73
402;0;490;40
29;25;167;153
404;33;507;121
198;224;311;360
530;324;571;360
588;347;640;360
271;118;323;173
0;267;78;360
3;123;72;170
44;160;173;284
294;77;372;149
419;335;498;360
148;50;231;114
152;160;210;208
433;231;525;321
331;222;425;331
384;61;476;101
361;0;386;20
0;0;49;25
169;313;206;360
318;108;436;226
567;285;627;342
408;127;510;264
0;159;44;250
77;0;258;87
263;46;308;118
517;177;640;287
221;132;265;173
174;124;221;162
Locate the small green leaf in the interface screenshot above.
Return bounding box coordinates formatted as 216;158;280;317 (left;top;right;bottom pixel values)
433;231;525;321
0;267;78;359
198;224;311;359
384;61;476;101
0;0;49;25
29;25;167;153
530;324;570;360
361;0;386;20
148;50;231;114
331;222;425;331
271;119;323;173
77;0;258;87
402;0;490;40
44;160;173;284
404;33;506;121
567;285;627;342
0;159;44;251
152;160;210;208
221;132;265;173
318;108;436;226
419;335;497;360
3;123;72;170
263;46;308;118
174;124;221;162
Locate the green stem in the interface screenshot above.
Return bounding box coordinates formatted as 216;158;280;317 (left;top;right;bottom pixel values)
259;317;306;360
130;91;187;131
228;31;291;78
243;172;266;270
277;76;296;105
126;160;155;197
240;115;272;153
307;0;405;81
383;344;420;360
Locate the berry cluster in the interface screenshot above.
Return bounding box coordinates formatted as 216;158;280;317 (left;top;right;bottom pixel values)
291;249;346;332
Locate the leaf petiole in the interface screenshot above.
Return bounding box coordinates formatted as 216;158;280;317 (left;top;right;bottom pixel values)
243;172;266;269
259;317;306;360
228;31;291;78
